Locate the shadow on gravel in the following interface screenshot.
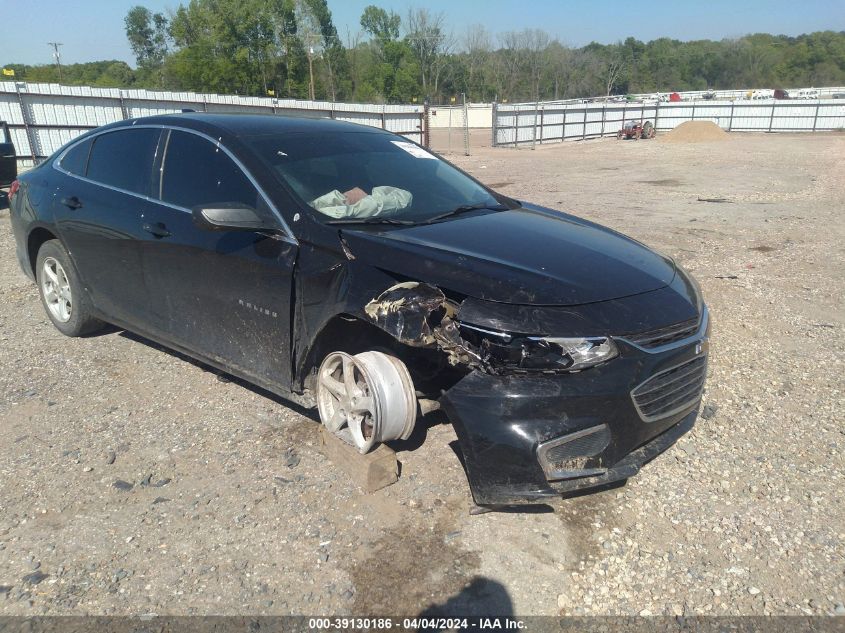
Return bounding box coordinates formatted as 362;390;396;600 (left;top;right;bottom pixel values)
116;329;320;422
559;477;628;500
114;328;453;454
83;323;122;337
387;409;447;453
418;576;514;621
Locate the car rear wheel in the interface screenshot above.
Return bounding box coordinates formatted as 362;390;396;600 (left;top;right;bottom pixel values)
35;240;104;337
316;350;417;453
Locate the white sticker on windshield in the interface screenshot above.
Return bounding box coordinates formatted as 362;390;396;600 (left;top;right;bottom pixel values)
391;140;436;159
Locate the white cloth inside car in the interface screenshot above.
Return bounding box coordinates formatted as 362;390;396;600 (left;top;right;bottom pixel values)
310;186;412;218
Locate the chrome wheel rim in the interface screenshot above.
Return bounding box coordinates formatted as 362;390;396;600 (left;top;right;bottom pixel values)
316;351;417;454
317;352;379;451
41;257;72;323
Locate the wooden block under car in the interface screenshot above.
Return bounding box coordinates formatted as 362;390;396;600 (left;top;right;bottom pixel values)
319;426;399;492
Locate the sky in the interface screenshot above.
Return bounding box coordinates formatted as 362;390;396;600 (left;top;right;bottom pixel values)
1;0;844;67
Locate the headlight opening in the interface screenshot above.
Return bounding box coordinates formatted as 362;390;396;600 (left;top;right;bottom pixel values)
459;323;618;373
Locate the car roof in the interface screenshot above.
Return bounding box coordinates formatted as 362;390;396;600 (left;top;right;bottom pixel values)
112;112;388;138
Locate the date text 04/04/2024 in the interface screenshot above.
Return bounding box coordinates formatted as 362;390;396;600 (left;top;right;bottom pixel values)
307;618;527;630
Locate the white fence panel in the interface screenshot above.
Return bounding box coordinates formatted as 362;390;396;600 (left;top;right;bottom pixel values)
821;102;845;128
494;98;845;146
627;86;845;101
1;81;424;166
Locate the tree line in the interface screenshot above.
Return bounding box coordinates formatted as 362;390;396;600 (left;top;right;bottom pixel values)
3;0;844;104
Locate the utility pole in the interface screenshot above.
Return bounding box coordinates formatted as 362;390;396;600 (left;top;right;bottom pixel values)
300;26;323;101
307;46;315;101
48;42;64;82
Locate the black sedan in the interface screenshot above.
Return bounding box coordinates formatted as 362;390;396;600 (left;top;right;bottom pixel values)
8;113;709;508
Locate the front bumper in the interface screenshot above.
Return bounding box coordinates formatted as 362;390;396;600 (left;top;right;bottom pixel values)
439;315;708;505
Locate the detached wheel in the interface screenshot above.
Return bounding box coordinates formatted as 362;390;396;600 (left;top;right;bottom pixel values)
316;351;417;453
35;240;104;337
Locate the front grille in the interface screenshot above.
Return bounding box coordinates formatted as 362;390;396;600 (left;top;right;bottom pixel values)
625;317;700;349
631;356;707;422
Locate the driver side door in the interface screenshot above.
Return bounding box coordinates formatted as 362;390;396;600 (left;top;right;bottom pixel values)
140;129;297;390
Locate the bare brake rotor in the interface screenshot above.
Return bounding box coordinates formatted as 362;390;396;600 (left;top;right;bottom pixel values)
316;351;417;453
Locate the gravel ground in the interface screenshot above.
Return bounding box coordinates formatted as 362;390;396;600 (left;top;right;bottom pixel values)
0;132;843;617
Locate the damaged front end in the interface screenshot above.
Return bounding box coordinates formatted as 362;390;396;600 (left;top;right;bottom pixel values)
358;279;708;507
363;282;482;368
362;282;618;376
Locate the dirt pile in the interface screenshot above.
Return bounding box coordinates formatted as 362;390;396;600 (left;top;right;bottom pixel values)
661;120;730;142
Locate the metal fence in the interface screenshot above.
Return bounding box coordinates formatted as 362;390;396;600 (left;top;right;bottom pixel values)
427;94;473;156
529;86;845;106
493;99;845;146
0;82;426;166
627;86;845;101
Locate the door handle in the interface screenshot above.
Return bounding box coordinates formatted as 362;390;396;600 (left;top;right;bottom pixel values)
60;196;83;210
142;221;171;238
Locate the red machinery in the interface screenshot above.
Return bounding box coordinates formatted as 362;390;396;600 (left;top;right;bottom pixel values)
617;119;655;140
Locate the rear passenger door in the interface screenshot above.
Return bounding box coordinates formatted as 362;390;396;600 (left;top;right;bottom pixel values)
140;129;297;389
55;127;161;328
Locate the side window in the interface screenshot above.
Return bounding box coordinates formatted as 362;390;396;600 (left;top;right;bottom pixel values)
160;131;260;210
59;137;93;176
86;128;160;196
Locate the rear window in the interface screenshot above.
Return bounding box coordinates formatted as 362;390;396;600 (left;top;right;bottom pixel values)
59;138;93;176
87;128;160;196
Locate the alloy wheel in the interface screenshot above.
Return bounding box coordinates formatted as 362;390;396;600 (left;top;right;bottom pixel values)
316;351;416;453
41;257;72;323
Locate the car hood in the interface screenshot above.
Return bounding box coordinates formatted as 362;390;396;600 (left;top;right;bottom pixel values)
340;204;676;306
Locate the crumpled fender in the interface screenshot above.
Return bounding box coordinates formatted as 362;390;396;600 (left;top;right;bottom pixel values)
363;281;447;345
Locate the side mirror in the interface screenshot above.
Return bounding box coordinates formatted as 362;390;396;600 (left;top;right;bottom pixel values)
192;205;268;232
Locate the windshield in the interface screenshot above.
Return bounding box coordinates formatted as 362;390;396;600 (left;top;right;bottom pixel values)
243;131;504;223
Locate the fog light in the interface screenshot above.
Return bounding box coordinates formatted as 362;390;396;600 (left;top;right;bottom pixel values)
536;424;611;480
